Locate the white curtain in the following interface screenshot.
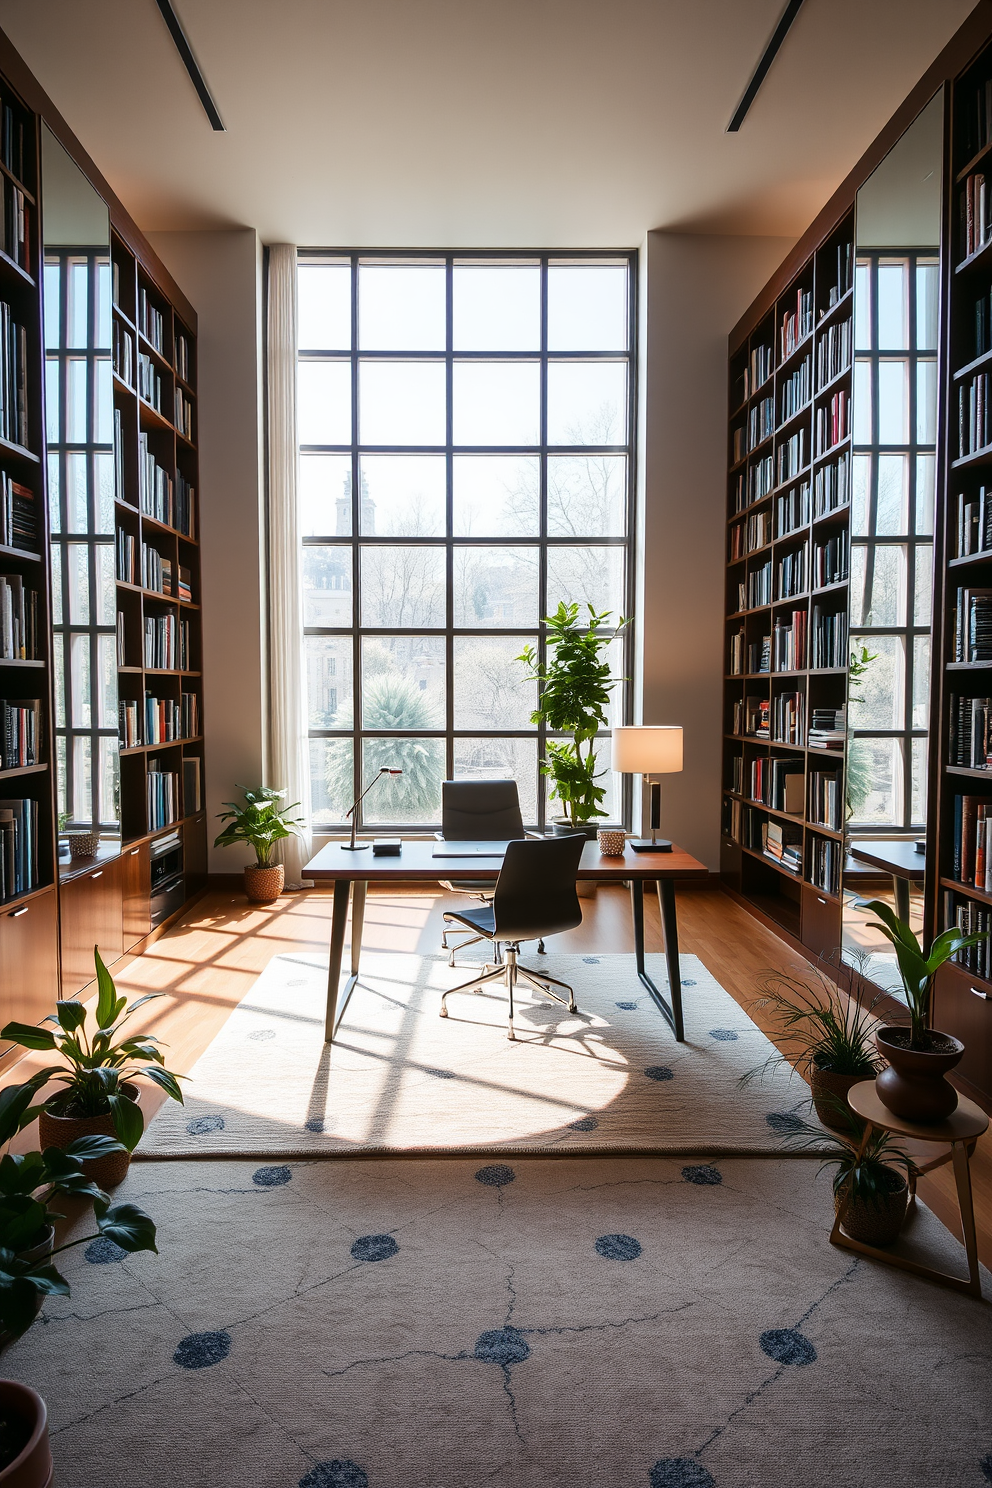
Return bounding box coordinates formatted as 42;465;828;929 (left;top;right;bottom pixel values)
266;244;312;885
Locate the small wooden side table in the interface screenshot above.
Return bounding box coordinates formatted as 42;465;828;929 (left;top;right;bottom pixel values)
830;1081;988;1298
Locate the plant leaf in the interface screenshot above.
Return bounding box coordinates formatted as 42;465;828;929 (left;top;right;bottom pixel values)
94;946;119;1029
107;1094;144;1152
20;1264;70;1298
94;1200;157;1254
63;1133;128;1162
0;1022;57;1051
0;1274;48;1339
0;1075;52;1146
140;1066;184;1103
55;1000;87;1034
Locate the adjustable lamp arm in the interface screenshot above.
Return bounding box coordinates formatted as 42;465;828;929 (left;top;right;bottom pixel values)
343;768;402;851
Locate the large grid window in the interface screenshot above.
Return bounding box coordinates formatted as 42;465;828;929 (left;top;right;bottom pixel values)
848;252;937;830
296;252;636;832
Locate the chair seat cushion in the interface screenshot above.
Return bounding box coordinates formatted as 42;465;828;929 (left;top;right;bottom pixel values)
444;904;496;936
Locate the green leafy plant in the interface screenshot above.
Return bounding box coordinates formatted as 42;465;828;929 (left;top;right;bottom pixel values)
0;948;183;1152
214;785;305;867
740;959;885;1086
0;1073;157;1341
845;645;878;822
778;1102;913;1213
865;898;989;1049
518;603;628;827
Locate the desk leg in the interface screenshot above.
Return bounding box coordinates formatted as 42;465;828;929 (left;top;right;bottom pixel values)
657;880;685;1042
630;879;684;1042
951;1139;983;1298
325;879;352;1043
893;875;910;924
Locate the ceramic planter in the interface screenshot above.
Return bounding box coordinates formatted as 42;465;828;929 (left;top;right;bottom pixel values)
38;1085;139;1189
244;863;285;902
834;1173;910;1247
551;820;600;840
0;1381;52;1486
809;1064;873;1131
874;1026;964;1124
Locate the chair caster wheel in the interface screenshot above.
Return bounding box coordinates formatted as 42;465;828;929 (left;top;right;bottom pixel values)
568;1004;577;1015
538;940;546;954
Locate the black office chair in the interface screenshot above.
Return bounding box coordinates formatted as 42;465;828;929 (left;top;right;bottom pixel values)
437;779;544;965
439;834;585;1040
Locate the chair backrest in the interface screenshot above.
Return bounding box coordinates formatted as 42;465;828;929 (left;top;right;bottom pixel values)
441;779;525;841
491;834;585;942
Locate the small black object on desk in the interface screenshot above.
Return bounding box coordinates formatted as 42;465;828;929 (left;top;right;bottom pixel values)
372;838;402;856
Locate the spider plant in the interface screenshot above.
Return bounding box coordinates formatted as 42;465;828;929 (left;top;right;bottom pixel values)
740;957;884;1087
778;1103;914;1212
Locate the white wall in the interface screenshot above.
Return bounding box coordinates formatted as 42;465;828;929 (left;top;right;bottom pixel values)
636;231;795;870
146;230;267;872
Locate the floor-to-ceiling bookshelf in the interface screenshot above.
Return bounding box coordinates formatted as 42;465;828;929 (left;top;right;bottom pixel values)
722;209;854;956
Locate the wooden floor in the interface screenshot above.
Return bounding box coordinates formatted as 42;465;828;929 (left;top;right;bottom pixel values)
17;880;992;1274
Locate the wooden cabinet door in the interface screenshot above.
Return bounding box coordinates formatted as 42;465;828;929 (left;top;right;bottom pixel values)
122;842;151;951
933;961;992;1105
184;813;207;892
0;887;59;1048
59;857;124;997
800;883;841;960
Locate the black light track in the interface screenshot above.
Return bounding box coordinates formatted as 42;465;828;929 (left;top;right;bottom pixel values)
154;0;225;132
727;0;807;132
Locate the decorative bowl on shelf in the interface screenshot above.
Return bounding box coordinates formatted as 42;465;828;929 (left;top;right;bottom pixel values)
68;831;100;859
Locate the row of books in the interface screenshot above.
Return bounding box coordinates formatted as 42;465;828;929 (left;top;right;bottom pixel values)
0;471;35;552
0;301;28;448
955;486;992;557
779;356;811;425
776;428;808;487
138;289;165;353
809;767;842;830
0;698;40;770
746;561;772;609
0;573;39;659
761;817;803;874
0;172;29;274
175;386;193;443
958;370;992;458
120;691;200;747
0;100;27;188
809;605;847;669
949;694;992;770
147;759;179;831
951;793;992;887
773;691;803;745
960;77;992;163
813;530;849;588
138;352;163;413
139;434;176;527
0;797;38;902
808;705;846;751
113;320;134;386
729;508;771;561
815;318;851;388
960;171;992;261
816;389;849;455
748;454;774;505
742;695;769;738
175;331;192;384
780;288;813;362
945;893;992;981
972;286;992;363
777;542;806;599
144;613;191;671
772;609;806;672
776;481;810;538
821;243;853;315
813;452;850;519
809;835;840;895
952;585;992;662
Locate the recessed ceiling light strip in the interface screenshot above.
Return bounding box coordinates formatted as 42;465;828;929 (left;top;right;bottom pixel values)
154;0;226;132
727;0;806;133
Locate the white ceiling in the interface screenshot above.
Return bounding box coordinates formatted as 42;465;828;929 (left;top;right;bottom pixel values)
0;0;977;247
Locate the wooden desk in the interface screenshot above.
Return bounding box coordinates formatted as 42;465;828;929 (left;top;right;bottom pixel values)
849;838;926;922
303;839;708;1044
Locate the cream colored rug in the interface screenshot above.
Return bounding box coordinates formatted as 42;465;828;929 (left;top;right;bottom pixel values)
140;952;821;1156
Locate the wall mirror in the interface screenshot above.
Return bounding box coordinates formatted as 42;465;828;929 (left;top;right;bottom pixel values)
841;91;943;987
40;123;120;854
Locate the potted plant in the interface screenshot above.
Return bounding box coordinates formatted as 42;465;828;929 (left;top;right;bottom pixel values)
741;959;885;1129
865;899;987;1123
782;1104;914;1247
0;948;184;1188
0;1071;158;1484
214;785;304;901
518;603;628;837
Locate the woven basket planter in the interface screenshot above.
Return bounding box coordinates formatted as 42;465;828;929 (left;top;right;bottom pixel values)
809;1066;871;1131
68;831;99;859
0;1381;52;1485
244;864;285;903
38;1085;138;1190
834;1175;909;1247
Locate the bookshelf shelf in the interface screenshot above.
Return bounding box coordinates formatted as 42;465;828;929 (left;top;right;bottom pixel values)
815;285;854;332
953;347;992;381
0;434;38;464
946;763;992;778
948;549;992;567
814;364;852;401
954;237;992;276
0;658;43;668
0;762;47;781
951;442;992;470
0;247;33;288
0;542;41;562
776;330;813;374
941;876;992;908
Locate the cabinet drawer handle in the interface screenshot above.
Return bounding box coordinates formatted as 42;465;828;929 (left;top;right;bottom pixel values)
817;896;826;906
90;870;103;879
970;986;992;1002
9;906;28;918
129;848;140;856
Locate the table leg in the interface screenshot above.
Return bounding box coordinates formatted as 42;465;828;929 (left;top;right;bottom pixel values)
324;878;352;1043
951;1139;983;1298
657;879;685;1041
350;880;367;976
630;878;684;1042
893;874;910;924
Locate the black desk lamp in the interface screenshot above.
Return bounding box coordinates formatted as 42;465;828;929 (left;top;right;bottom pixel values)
342;767;402;851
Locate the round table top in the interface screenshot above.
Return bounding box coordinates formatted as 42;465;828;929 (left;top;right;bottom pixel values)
848;1081;989;1142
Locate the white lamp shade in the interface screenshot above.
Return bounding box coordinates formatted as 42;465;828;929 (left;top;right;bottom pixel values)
611;725;683;775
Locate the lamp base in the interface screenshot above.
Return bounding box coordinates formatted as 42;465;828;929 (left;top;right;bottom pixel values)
629;838;672;853
340;842;371;851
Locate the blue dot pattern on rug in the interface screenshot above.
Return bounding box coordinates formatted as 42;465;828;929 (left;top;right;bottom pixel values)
473;1326;530;1366
173;1330;232;1370
615;1001;638;1010
248;1028;276;1041
475;1163;515;1187
709;1028;739;1042
682;979;696;987
759;1327;817;1366
424;1067;456;1079
186;1114;225;1136
595;1233;642;1261
682;1165;722;1186
568;1115;598;1131
582;956;600;964
299;1461;369;1488
304;1117;325;1133
84;1236;127;1264
253;1165;291;1188
980;1452;992;1483
765;1111;804;1135
650;1460;714;1488
645;1066;674;1082
350;1234;399;1263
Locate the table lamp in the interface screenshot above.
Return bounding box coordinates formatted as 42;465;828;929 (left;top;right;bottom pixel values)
611;726;683;852
343;767;402;850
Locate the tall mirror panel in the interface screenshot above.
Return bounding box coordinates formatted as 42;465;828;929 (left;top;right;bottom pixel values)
842;92;942;987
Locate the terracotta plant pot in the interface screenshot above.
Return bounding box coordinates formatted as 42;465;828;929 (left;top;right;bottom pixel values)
809;1065;872;1131
834;1173;910;1247
38;1084;139;1189
0;1230;53;1351
244;863;285;903
874;1026;964;1124
0;1381;52;1486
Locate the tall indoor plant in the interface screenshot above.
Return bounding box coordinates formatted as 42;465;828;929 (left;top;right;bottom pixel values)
518;603;628;835
865;899;987;1122
214;785;305;902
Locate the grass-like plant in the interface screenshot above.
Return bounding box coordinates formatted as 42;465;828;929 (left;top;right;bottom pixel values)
0;948;183;1152
778;1101;913;1213
864;898;988;1049
740;958;885;1087
214;785;304;868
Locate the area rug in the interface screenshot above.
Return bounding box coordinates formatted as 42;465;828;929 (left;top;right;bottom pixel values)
139;952;822;1156
9;1155;991;1488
